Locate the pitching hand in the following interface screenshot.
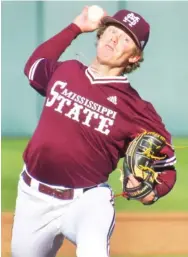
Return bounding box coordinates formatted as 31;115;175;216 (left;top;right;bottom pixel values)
73;6;107;33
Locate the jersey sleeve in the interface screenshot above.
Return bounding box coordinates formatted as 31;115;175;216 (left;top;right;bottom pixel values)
133;102;176;167
132;102;177;199
25;58;61;96
23;23;81;97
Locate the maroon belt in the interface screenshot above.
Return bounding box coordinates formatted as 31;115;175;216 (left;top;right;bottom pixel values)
22;170;75;200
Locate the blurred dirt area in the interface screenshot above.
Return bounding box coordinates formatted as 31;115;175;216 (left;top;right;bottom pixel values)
2;212;188;256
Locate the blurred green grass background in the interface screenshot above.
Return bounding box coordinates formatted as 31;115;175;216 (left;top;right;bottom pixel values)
2;137;188;212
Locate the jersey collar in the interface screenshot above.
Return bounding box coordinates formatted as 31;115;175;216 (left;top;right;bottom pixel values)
85;67;129;85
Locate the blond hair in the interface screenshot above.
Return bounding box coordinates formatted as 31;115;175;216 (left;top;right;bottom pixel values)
96;25;144;74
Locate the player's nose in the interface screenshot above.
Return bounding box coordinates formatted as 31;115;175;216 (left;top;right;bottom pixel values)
110;34;118;45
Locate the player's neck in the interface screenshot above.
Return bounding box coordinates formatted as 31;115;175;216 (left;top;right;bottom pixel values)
89;59;124;77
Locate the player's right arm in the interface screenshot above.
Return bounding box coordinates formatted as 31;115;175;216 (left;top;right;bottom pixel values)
24;24;82;96
24;6;105;96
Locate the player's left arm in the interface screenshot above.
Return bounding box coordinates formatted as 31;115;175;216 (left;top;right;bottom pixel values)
129;103;177;205
148;139;176;204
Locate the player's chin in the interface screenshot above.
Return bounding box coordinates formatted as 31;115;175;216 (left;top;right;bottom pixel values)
97;50;115;63
97;54;113;64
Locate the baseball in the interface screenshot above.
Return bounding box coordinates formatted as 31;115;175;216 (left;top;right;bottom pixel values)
88;5;105;22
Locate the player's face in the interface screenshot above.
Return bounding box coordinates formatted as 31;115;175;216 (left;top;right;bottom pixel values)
97;25;140;68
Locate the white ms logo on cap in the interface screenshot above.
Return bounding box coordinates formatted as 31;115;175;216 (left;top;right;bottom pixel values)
123;13;140;27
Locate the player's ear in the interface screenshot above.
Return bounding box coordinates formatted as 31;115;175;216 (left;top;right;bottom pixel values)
128;54;141;64
128;47;142;64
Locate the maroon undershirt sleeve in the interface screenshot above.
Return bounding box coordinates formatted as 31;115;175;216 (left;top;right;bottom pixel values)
155;169;176;198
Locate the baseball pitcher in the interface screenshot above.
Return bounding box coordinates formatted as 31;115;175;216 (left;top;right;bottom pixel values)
11;6;177;257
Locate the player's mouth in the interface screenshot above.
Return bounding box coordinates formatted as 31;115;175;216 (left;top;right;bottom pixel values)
105;44;114;51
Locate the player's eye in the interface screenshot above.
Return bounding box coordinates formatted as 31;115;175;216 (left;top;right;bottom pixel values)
124;37;130;43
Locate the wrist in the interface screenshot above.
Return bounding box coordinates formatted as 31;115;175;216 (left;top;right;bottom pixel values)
68;23;83;35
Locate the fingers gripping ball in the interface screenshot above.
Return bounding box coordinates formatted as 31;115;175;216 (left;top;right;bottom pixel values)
122;131;167;200
88;5;105;22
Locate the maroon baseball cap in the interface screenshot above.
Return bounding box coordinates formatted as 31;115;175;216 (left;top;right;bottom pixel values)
101;9;150;50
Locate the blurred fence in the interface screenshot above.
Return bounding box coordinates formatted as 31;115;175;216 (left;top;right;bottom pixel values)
2;1;188;136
